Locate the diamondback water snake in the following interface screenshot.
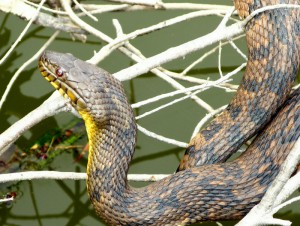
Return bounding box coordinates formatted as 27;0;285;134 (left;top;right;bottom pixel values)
38;0;300;225
178;0;300;171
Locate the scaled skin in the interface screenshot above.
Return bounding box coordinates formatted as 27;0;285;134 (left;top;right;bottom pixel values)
38;0;300;224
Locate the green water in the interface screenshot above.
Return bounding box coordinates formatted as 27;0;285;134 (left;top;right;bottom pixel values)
1;1;300;225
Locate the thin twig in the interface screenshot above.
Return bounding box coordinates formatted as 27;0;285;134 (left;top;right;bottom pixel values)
0;31;60;110
0;0;47;65
191;106;226;139
0;171;170;182
229;40;247;60
0;92;75;156
274;171;300;206
114;4;300;81
218;41;224;77
131;84;218;109
135;62;245;120
272;195;300;215
89;9;232;63
236;135;300;226
0;197;14;203
72;0;98;21
137;125;188;148
80;3;233;12
180;34;245;76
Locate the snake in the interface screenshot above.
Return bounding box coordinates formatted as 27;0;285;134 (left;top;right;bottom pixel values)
38;0;300;225
177;0;300;171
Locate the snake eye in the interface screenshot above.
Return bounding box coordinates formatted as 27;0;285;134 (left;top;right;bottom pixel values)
55;68;64;77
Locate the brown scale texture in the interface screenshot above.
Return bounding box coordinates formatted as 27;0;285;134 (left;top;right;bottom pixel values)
38;0;300;224
177;0;300;171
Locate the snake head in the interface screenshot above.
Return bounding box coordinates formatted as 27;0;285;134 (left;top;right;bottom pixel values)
39;50;128;126
39;50;113;110
39;50;89;111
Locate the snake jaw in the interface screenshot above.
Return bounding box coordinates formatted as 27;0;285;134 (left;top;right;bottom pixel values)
38;51;88;111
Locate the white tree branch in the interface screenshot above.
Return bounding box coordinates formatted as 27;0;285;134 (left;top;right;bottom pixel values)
0;2;246;154
0;92;75;156
114;21;245;81
236;137;300;226
137;125;188;148
0;31;60;110
0;171;169;182
1;2;300;224
80;2;233;12
0;196;14;203
0;0;47;65
90;9;234;64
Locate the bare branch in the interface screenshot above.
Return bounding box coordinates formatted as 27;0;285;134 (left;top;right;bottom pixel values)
0;31;60;110
72;0;98;21
0;171;169;182
192;106;226;139
0;0;86;38
0;3;245;156
1;4;299;225
0;196;14;204
0;0;47;65
90;9;234;64
0;92;75;156
137;125;188;148
80;2;233;12
236;136;300;226
114;4;300;81
114;21;245;81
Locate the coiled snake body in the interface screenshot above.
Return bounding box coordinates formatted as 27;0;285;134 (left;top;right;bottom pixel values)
39;0;300;225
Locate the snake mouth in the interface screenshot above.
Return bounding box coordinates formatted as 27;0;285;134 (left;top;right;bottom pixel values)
38;52;87;110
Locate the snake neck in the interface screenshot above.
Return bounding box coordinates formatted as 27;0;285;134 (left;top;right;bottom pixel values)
86;113;136;188
82;90;139;220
